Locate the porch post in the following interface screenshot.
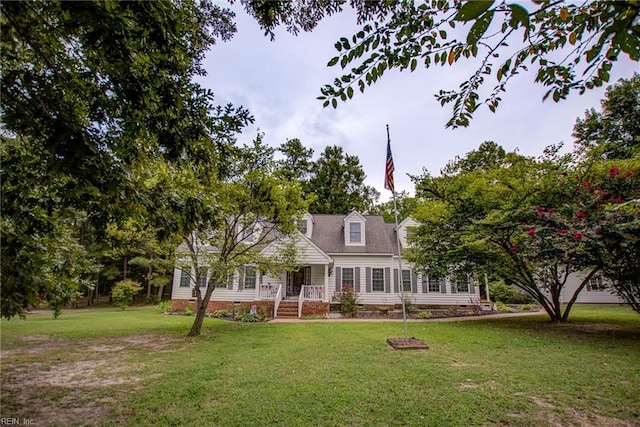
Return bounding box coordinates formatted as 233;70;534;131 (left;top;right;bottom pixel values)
324;264;329;302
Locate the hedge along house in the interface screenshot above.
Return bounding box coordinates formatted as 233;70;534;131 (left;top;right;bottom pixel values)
170;211;480;318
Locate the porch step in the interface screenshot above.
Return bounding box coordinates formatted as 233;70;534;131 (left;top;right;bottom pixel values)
276;301;299;318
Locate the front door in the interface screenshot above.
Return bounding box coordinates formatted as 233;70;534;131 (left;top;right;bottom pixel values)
287;267;310;298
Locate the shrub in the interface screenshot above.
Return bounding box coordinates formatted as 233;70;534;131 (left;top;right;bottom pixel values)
234;305;264;322
111;280;142;310
496;301;515;313
521;303;540;311
490;280;535;304
338;284;358;318
183;305;193;316
417;311;433;319
158;300;172;313
403;299;417;314
212;309;229;318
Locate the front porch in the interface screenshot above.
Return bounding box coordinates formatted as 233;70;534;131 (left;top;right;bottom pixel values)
257;283;330;318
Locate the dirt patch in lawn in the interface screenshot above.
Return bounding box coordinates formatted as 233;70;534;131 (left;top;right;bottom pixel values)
1;333;185;426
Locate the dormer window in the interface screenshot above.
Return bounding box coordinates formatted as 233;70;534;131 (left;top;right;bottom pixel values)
296;213;314;238
349;222;361;243
297;219;308;234
344;211;366;246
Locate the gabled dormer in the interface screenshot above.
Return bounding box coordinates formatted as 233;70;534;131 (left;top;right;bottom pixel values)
344;211;366;246
397;217;418;249
296;212;314;238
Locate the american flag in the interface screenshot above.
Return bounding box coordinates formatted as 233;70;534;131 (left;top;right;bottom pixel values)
384;138;395;192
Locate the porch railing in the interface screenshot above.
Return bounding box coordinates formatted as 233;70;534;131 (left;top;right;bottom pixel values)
298;285;325;318
258;283;279;300
301;285;325;301
273;285;283;318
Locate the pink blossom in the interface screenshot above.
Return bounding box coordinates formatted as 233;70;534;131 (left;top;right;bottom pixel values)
557;229;568;235
548;208;554;214
574;211;585;218
609;166;619;177
573;232;583;239
527;228;536;235
509;246;517;252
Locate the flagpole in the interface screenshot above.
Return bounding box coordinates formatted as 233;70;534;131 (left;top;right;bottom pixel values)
386;124;409;341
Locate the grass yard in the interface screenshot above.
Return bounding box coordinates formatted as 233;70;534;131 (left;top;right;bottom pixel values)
1;305;639;426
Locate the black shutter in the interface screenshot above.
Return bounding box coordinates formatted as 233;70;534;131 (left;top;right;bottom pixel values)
411;271;418;294
238;268;244;290
393;269;399;293
335;267;342;292
384;267;391;293
421;275;428;294
440;279;446;293
365;267;372;293
355;267;361;292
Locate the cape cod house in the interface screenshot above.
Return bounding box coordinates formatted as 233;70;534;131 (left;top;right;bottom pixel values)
170;211;480;318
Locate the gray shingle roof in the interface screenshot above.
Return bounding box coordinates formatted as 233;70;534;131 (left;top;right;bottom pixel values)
309;214;399;254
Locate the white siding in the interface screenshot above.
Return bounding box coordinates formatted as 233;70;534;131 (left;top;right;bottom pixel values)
261;235;331;265
171;267;193;299
561;271;624;304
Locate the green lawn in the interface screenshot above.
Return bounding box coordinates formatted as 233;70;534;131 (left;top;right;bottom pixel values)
1;305;639;426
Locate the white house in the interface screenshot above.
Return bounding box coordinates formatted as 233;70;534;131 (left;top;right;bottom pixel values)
170;211;480;318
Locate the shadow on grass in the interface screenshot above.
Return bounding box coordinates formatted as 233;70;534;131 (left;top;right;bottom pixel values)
474;313;640;344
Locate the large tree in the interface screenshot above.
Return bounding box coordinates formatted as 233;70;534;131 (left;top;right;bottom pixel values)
148;138;308;336
307;145;379;214
241;0;640;128
573;73;640;159
408;144;589;322
0;1;251;318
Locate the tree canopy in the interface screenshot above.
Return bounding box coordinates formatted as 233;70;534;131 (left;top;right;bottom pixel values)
0;1;250;318
407;137;640;322
242;0;640;128
573;73;640;159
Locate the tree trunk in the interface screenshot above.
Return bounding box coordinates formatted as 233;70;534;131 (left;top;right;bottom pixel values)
156;284;165;301
187;282;216;337
146;265;152;300
562;268;598;322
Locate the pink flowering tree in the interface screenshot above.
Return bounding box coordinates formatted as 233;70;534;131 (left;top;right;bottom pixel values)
408;142;640;322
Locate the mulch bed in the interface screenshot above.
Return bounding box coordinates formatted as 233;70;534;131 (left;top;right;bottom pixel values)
387;337;429;350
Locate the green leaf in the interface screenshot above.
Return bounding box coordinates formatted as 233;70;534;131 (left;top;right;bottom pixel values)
454;0;494;22
347;86;354;99
328;57;339;67
508;4;529;29
467;10;494;45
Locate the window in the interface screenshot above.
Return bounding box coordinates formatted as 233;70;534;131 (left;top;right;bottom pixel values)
303;266;311;285
428;277;443;293
402;270;411;292
198;267;207;288
244;266;257;289
179;269;191;287
372;268;384;292
215;274;229;288
349;222;361;243
587;275;608;291
342;267;354;287
453;273;470;293
297;219;308;234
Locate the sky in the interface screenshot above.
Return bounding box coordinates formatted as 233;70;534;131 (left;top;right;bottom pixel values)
198;3;638;202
